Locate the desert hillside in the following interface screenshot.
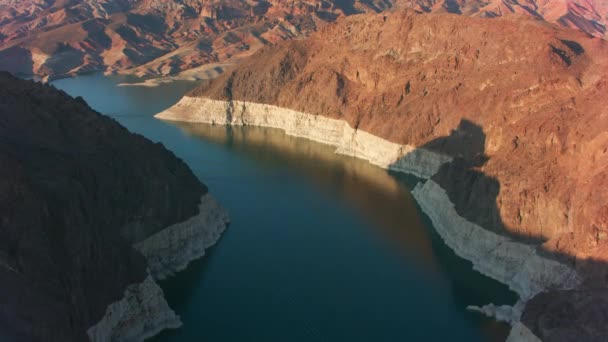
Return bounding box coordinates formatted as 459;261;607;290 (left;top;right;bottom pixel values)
404;0;607;38
0;71;228;341
0;0;605;80
0;0;395;80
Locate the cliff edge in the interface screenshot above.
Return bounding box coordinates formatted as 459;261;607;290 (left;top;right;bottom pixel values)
0;72;228;341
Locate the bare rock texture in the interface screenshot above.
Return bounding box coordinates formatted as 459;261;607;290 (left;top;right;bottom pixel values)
0;0;396;80
0;0;606;80
156;97;452;179
86;275;182;342
399;0;608;38
187;9;608;274
0;72;228;341
163;10;608;340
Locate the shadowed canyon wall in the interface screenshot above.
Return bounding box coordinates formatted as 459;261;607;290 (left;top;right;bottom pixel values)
0;72;228;341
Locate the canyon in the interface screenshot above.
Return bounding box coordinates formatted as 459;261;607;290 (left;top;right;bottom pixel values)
0;72;229;341
1;1;608;341
0;0;606;81
156;9;608;341
0;0;395;81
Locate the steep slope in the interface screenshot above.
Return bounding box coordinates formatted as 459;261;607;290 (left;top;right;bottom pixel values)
158;10;608;341
1;0;606;81
0;72;228;341
0;0;395;80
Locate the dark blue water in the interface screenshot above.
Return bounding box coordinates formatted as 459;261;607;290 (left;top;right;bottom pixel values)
52;74;516;341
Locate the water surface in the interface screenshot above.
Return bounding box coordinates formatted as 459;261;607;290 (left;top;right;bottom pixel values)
52;74;516;341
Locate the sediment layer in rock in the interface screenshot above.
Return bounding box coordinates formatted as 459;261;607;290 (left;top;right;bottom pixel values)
412;180;581;300
156;97;451;179
87;275;182;342
158;9;608;340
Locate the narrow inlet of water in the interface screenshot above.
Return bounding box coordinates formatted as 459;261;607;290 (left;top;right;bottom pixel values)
52;74;517;341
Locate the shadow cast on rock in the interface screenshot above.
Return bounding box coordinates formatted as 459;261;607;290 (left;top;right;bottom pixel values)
391;119;608;341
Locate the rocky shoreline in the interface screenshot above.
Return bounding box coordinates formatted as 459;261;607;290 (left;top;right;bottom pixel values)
89;194;229;341
135;195;229;281
156;97;452;179
0;72;232;341
156;97;581;341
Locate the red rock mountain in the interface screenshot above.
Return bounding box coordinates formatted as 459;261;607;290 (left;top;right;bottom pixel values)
0;0;606;80
184;10;608;340
403;0;607;38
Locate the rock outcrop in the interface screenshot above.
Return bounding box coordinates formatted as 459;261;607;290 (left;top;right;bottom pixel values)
86;275;182;342
0;71;228;341
157;10;608;341
135;194;229;281
0;0;395;80
400;0;608;39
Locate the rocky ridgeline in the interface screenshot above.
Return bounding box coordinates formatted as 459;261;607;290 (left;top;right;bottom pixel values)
0;72;228;341
0;0;395;80
0;0;606;81
158;10;608;341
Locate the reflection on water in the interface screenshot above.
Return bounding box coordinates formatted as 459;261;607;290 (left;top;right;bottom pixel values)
51;74;517;342
171;123;517;341
178;124;441;273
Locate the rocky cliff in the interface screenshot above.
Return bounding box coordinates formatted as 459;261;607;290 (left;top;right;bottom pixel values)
0;71;228;341
401;0;608;39
158;10;608;341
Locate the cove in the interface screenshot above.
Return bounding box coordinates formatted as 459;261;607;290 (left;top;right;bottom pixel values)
52;73;517;341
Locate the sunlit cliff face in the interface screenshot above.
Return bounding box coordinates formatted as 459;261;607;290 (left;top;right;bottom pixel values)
1;0;606;81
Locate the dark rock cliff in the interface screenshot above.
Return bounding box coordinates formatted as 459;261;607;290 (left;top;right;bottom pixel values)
0;72;206;341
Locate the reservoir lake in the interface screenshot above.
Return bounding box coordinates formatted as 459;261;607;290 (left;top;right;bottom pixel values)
52;73;516;342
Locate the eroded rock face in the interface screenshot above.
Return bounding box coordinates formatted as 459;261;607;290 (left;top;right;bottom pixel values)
0;71;216;341
0;0;396;80
173;10;608;339
399;0;607;38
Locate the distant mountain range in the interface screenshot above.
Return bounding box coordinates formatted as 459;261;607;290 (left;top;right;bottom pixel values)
0;71;229;341
0;0;605;80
